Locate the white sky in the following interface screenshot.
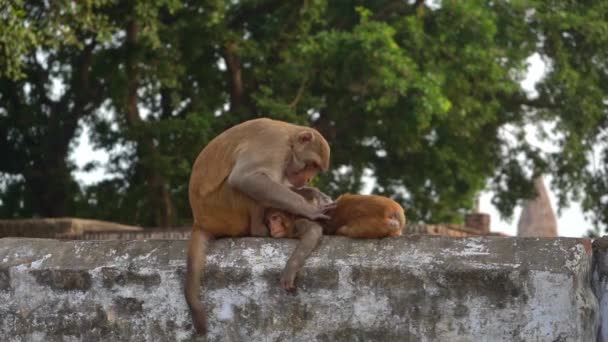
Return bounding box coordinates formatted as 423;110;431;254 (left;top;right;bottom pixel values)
71;53;594;237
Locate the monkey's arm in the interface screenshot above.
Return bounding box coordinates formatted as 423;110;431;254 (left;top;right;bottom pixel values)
250;205;270;237
290;186;334;206
228;158;330;220
280;218;323;292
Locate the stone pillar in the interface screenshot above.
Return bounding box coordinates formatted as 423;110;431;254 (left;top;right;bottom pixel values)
517;176;558;237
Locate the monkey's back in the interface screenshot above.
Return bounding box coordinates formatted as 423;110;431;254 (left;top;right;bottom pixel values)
327;194;405;238
189;118;300;198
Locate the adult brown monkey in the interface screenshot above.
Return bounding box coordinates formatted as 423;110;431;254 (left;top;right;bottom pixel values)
185;118;333;335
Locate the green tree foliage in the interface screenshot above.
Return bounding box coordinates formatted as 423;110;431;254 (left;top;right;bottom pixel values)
0;1;606;231
0;0;116;217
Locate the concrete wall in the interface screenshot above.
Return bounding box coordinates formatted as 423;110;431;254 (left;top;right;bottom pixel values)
593;238;608;342
0;218;142;239
0;236;598;342
78;224;504;240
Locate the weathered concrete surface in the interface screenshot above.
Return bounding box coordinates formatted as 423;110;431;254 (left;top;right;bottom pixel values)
0;218;142;239
407;223;506;237
0;219;500;240
0;236;597;342
76;227;191;241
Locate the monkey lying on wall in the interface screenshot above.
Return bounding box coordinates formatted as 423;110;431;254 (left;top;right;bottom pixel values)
185;118;335;335
265;187;406;239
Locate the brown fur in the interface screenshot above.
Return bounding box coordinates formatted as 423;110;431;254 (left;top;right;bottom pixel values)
185;118;331;335
266;191;406;239
327;194;406;238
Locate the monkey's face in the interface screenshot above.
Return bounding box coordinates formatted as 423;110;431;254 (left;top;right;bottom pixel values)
265;210;294;238
286;130;330;188
286;164;319;188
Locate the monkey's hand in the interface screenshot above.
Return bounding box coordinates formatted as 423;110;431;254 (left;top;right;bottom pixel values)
280;219;323;293
303;202;337;221
280;269;298;293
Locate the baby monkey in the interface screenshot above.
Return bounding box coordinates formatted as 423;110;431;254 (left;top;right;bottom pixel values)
265;187;406;239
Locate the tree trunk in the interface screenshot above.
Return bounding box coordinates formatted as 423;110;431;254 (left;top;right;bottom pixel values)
125;21;174;228
223;42;244;114
20;43;97;218
25;161;72;217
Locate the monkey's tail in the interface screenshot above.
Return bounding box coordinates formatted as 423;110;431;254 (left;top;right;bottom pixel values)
185;227;210;335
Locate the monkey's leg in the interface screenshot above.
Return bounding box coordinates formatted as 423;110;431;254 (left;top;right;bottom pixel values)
335;224;351;236
280;218;323;292
337;220;380;238
185;228;212;335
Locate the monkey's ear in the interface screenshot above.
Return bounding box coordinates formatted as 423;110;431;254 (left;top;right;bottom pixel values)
297;131;314;144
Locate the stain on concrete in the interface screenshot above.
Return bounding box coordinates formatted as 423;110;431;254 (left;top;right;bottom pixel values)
438;269;527;308
113;297;144;316
0;268;10;291
388;292;422;317
453;303;470;317
101;267;160;289
295;266;340;291
31;303;115;339
31;269;92;291
351;267;423;290
203;265;252;290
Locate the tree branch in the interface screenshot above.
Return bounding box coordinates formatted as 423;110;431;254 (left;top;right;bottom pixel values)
223;42;244;113
125;21;141;126
124;20;174;227
288;76;309;110
506;91;556;109
371;0;422;21
160;87;173;119
228;0;286;29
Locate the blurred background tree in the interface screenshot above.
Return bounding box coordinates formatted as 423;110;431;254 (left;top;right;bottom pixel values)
1;0;606;231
